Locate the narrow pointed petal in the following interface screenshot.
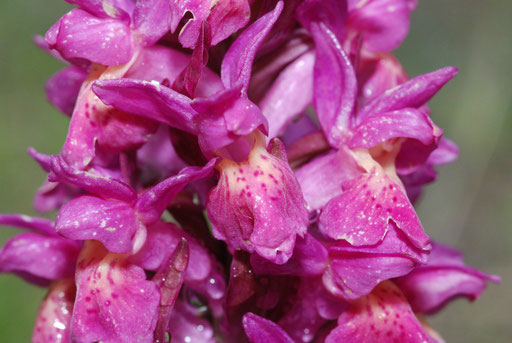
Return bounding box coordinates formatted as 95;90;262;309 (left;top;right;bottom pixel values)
0;214;56;236
45;9;133;65
221;1;283;92
27;147;53;172
45;66;88;117
357;67;458;122
260;51;315;139
243;313;294;343
0;232;80;282
71;242;159;343
427;137;458;166
395;242;501;314
319;168;430;250
135;159;218;225
325;281;437;343
93;78;196;133
33;279;75;343
310;23;357;146
56;195;142;253
49;155;136;202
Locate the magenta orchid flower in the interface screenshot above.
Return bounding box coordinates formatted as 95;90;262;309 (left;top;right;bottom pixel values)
1;0;500;342
92;1;309;264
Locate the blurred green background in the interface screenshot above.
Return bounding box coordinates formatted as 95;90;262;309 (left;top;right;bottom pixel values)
0;0;510;341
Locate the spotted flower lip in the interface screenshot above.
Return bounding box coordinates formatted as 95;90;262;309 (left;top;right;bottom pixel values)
71;241;160;343
1;0;501;341
325;281;440;343
207;135;308;264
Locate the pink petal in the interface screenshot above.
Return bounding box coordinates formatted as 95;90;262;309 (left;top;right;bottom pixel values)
71;242;159;343
45;66;88;117
278;279;345;342
65;0;131;22
325;281;437;343
427;137;459;166
319;167;430;250
357;54;409;108
130;222;226;301
250;233;328;277
192;88;268;157
260;51;315;139
207;0;251;46
33;279;75;343
348;0;416;52
349;108;440;149
131;0;171;46
395;242;501;314
135;159;218;225
168;300;215;343
56;195;143;253
295;148;362;211
349;108;442;173
49;155;136;203
33;180;82;213
207;138;308;263
221;1;283;92
92;78;196;133
0;213;56;236
296;0;347;41
45;9;133;65
243;313;294;343
169;0;213;48
0;232;80;282
357;67;458;122
309;23;357;147
323;222;428;300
